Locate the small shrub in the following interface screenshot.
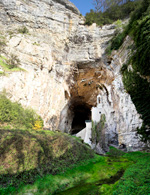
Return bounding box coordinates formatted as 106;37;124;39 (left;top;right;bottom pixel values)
120;63;128;74
0;36;6;54
0;40;6;47
0;94;43;129
33;120;43;130
107;146;125;157
6;54;20;69
91;114;106;144
110;31;126;50
115;19;123;29
18;26;29;34
0;71;5;76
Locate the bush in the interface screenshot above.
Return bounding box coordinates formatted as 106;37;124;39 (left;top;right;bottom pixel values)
91;114;106;144
6;54;20;69
18;26;29;34
85;0;142;26
0;129;94;190
33;120;43;130
107;146;125;157
0;94;43;129
0;35;6;54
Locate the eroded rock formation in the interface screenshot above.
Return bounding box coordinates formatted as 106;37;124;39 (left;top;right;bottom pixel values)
0;0;144;150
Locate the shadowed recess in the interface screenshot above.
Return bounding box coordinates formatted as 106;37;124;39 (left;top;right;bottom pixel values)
70;99;91;134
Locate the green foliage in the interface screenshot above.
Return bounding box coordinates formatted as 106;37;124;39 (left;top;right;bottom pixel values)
122;70;150;142
113;152;150;195
120;0;150;142
0;94;43;129
115;19;123;28
0;131;149;195
1;151;133;195
106;30;127;54
107;146;125;157
0;71;5;76
0;55;23;72
6;54;20;69
0;129;94;193
131;15;150;75
85;0;142;26
85;9;105;26
18;26;29;34
106;0;150;53
106;0;150;141
0;34;6;54
91;114;106;144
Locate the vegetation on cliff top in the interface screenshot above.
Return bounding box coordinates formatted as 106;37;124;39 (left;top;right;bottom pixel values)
85;0;142;26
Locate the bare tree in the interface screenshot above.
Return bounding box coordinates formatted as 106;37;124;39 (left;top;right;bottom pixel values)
93;0;105;12
93;0;126;12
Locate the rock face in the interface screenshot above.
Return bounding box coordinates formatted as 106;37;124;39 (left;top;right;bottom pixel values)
0;0;144;150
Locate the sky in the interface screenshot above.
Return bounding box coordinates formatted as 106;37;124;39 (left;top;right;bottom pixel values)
70;0;95;16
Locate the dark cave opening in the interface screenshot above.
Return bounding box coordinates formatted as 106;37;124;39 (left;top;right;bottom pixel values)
71;102;91;135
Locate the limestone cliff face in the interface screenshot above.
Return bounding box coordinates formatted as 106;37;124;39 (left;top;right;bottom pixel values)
98;36;144;150
0;0;144;149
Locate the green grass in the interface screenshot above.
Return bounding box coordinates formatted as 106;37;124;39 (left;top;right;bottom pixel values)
0;132;150;195
113;152;150;195
2;154;131;195
107;146;125;157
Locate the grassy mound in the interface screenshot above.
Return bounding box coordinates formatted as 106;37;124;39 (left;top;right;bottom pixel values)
0;129;94;191
1;139;150;195
4;154;132;195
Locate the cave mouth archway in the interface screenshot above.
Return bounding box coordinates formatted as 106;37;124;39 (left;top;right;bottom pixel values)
70;101;91;135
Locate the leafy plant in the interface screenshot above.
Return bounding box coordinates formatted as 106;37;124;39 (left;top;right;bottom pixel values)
85;0;142;26
0;35;6;54
33;120;43;130
91;114;106;144
120;0;150;142
18;26;29;34
107;146;125;157
0;129;94;192
0;94;43;129
6;54;20;69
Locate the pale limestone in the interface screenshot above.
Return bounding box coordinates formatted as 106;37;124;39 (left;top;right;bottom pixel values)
0;0;145;150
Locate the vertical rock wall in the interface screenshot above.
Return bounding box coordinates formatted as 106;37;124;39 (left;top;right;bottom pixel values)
0;0;145;149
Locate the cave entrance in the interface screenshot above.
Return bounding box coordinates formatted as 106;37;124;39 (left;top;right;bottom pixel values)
71;101;91;135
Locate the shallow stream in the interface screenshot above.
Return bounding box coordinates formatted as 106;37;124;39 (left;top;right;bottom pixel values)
56;169;124;195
